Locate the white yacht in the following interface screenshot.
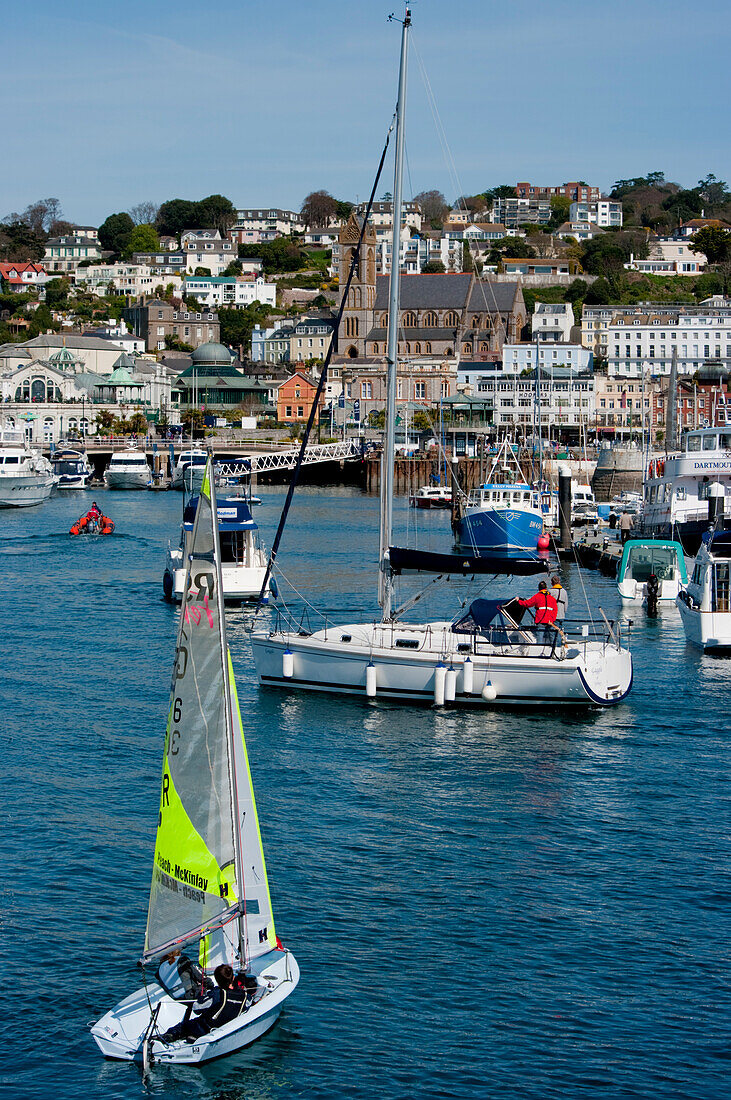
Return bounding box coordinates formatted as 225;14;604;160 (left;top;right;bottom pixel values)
677;530;731;651
104;449;152;490
642;426;731;552
164;493;272;603
51;446;94;490
250;10;632;710
409;485;452;509
172;448;208;492
0;426;54;507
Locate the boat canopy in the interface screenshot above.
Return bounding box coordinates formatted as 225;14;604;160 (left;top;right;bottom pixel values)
704;529;731;554
452;597;528;633
388;546;549;576
618;539;688;584
183;496;257;531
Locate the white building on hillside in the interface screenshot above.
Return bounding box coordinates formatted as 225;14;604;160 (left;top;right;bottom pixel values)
569;200;623;228
184;275;276;308
531;302;575;342
625;238;705;276
43;235;104;273
75;263;184;298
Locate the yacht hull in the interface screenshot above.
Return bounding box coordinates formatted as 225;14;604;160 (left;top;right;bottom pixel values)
105;470;151;490
0;475;54;507
676;598;731;651
251;625;632;707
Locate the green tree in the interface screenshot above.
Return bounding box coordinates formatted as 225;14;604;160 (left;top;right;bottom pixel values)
196;194;237;232
222;260;242;276
218;302;272;350
423;259;446;273
689;226;731;264
98;212;135;256
240;237;305;273
548;195;572;230
44;277;71;309
0;220;46;261
156;199;199;238
124;223;159;258
28;303;58;336
193;266;212;277
164;334;194;351
334;199;354;219
662;188;703;226
128;411;148;434
697;174;730;212
95;410;114;432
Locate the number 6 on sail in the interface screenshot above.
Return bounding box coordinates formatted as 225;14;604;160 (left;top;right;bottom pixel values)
91;459;299;1065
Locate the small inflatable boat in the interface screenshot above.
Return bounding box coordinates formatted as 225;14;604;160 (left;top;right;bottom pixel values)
70;512;115;536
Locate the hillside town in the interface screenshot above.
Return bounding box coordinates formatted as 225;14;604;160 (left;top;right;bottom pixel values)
2;173;731;449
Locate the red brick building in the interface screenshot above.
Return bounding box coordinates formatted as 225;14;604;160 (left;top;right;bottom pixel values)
516;181;601;203
276;370;323;423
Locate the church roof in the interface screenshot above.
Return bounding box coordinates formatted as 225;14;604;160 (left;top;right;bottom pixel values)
374;273;473;310
466;281;522;314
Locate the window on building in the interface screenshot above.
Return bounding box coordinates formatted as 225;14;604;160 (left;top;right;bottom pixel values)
361;381;372;399
423;312;437;327
297;406;304;417
414;381;426;400
402;311;417;327
285;405;292;417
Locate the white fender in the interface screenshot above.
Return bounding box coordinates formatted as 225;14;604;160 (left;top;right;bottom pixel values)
462;656;474;694
433;663;446;706
482;679;497;701
282;649;294;678
445;666;457;702
366;662;377;697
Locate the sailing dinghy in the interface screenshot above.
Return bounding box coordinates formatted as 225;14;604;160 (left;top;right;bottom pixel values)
91;460;298;1065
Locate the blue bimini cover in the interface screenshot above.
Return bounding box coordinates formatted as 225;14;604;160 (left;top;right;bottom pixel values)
452;597;527;634
183;496;257;532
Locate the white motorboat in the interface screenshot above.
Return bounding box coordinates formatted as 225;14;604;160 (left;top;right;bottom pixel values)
250;9;632;710
642;426;731;553
172;448;208;492
164;493;273;603
51;446;93;489
617;539;687;604
676;529;731;651
571;483;598;525
409;484;452;509
105;449;152;490
91;460;298;1065
0;425;54;507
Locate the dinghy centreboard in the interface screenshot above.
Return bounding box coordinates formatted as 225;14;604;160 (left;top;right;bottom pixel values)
91;459;298;1065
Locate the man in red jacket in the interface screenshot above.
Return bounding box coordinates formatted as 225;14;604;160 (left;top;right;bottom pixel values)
518;580;558;647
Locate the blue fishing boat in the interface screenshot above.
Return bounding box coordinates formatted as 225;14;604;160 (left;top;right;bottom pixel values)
454;439;545;553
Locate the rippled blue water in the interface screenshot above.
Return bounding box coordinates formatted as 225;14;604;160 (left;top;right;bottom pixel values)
2;487;729;1099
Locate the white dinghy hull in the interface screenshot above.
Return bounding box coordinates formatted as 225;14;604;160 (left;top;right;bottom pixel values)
252;622;632;707
91;949;299;1064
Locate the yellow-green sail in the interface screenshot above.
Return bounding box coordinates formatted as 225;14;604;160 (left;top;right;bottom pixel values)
144;461;274;962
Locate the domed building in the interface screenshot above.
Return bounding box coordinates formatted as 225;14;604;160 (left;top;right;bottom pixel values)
172;342;250;407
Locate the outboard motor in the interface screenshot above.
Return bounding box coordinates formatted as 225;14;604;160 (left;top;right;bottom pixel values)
646;572;659;618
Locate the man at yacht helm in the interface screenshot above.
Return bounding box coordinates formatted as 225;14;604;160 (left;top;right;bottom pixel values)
518;581;558;645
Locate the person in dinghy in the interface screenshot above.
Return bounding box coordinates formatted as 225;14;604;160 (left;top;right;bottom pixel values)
159;964;257;1044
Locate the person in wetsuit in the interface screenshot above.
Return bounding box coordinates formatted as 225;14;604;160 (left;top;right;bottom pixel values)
159;964;254;1044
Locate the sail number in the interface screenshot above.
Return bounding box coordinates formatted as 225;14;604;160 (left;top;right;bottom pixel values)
169;697;182;757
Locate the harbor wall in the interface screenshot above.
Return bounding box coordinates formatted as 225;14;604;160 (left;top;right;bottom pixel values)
591;446;645;501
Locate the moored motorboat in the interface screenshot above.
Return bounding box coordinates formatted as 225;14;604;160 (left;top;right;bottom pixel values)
51;446;93;489
409;484;452;509
617;538;687;604
164;493;272;603
454;440;545;553
105;448;152;490
0;425;54;507
676;529;731;651
172;448;208;492
91;460;298;1065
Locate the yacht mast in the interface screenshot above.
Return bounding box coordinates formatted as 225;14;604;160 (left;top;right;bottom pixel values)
378;5;411;618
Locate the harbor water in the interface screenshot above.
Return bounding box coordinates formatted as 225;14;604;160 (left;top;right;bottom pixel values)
2;488;729;1099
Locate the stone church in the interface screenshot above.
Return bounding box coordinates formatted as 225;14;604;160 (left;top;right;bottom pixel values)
336;212;526;362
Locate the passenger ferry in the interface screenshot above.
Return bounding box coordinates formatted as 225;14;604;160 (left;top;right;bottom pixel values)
642;426;731;553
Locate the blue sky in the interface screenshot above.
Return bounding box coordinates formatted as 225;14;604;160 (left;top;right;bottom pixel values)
3;0;729;225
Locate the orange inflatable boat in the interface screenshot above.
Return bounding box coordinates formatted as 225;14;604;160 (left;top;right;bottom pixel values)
70;512;115;536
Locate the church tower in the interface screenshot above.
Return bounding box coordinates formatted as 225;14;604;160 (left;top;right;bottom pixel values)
338;212;377;358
